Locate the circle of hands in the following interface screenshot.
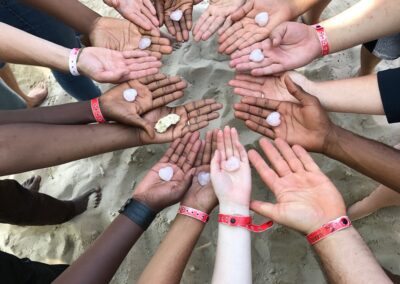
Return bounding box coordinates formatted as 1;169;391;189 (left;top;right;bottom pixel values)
91;0;346;232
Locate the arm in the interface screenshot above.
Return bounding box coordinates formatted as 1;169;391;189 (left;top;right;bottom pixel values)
138;130;218;284
210;127;252;284
54;134;199;284
248;138;390;283
22;0;100;35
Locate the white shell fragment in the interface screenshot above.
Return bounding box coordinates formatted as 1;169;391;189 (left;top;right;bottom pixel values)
170;10;183;21
224;156;241;172
123;88;138;102
255;12;269;27
138;37;151;50
155;114;181;133
197;171;210;186
159;166;174;181
266;112;281;127
249;49;264;62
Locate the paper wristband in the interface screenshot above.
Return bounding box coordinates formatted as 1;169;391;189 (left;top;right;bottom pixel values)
313;24;330;56
69;48;81;76
178;206;209;223
307;216;352;245
90;98;107;124
218;214;273;233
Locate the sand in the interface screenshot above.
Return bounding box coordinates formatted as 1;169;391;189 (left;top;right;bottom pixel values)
1;0;400;283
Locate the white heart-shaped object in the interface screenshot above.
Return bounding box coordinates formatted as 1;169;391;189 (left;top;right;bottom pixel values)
197;171;210;186
255;12;269;27
266;111;281;127
138;37;151;50
249;49;264;62
224;156;241;172
123;88;138;102
159;166;174;181
170;10;183;21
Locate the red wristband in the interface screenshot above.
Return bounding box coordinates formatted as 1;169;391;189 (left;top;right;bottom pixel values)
178;206;209;223
307;216;352;245
90;98;107;124
313;24;330;56
218;214;273;233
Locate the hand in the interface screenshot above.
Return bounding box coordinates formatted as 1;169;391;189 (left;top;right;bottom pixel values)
154;0;196;42
103;0;159;32
181;129;219;214
133;132;201;212
228;72;310;103
210;127;251;212
192;0;245;42
230;22;321;75
248;138;346;234
88;17;172;58
78;48;161;83
218;0;291;54
138;99;223;144
234;75;334;153
100;73;187;136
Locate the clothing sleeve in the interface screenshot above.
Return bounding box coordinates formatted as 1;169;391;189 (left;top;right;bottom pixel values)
377;67;400;123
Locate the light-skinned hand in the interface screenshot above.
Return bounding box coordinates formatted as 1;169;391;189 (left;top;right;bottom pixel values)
193;0;245;42
100;73;187;137
181;129;219;214
133;132;201;212
88;17;172;58
234;75;334;153
138;99;223;144
230;21;321;75
78;48;161;83
218;0;291;55
103;0;160;33
248;138;346;234
210;127;251;213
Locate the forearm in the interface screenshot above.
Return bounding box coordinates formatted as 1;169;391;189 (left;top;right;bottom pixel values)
0;123;143;175
0;101;96;125
304;75;384;114
314;227;390;283
321;0;400;53
325;126;400;191
212;204;252;284
0;23;69;71
54;215;144;284
22;0;100;35
138;214;205;284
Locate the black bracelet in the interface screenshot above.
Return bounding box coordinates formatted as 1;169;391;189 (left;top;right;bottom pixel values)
119;198;156;230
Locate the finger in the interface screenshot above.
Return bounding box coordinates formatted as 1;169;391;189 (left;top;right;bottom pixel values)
233;87;263;98
217;16;232;36
284;75;315;105
223;126;234;158
202;131;213;165
274;138;305;173
235;57;275;72
153;91;184;108
231;127;246;161
210;149;222;174
248;148;279;191
193;11;209;38
160;138;181;162
231;0;253;21
152;79;187;97
125;67;160;80
183;120;210;135
139;73;167;85
165;17;176;36
234;74;266;84
216;129;226;161
144;0;157;15
230;42;262;60
179;16;190;42
233;102;271;119
238;32;268;50
186;100;223;117
184;8;193;31
177;168;196;197
292;144;320;172
219;21;242;44
122;49;152;58
250;200;276;220
211;128;218;153
252;64;285;76
194;15;214;41
125;56;159;64
134;12;154;31
202;16;225;41
241;97;281;111
245;120;276;139
195;140;206;167
155;0;164;26
228;79;261;92
188;112;220;125
127;60;162;71
173;20;183;42
219;29;245;54
170;132;192;163
182;139;202;172
259;138;292;177
270;22;287;47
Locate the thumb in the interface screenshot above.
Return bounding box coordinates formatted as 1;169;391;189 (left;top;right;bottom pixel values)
250;200;276;220
284;75;314;105
231;1;253;22
270;23;287;47
181;168;195;192
133;116;155;138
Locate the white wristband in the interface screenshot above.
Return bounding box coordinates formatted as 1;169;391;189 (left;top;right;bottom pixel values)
69;48;81;76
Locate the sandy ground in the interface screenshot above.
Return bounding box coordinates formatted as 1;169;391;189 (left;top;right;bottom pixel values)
1;0;400;283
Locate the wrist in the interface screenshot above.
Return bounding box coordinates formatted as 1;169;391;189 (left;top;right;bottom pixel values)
309;25;326;59
312;221;355;248
181;199;216;215
219;202;249;216
322;124;343;157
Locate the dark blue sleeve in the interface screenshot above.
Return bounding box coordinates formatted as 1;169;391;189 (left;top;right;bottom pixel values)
377;68;400;123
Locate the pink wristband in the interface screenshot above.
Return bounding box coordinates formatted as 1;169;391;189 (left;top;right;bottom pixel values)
307;216;352;245
313;24;330;56
178;206;209;223
218;214;273;233
91;98;107;124
69;48;81;76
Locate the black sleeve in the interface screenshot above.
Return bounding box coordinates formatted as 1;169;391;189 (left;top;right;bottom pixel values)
377;68;400;123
